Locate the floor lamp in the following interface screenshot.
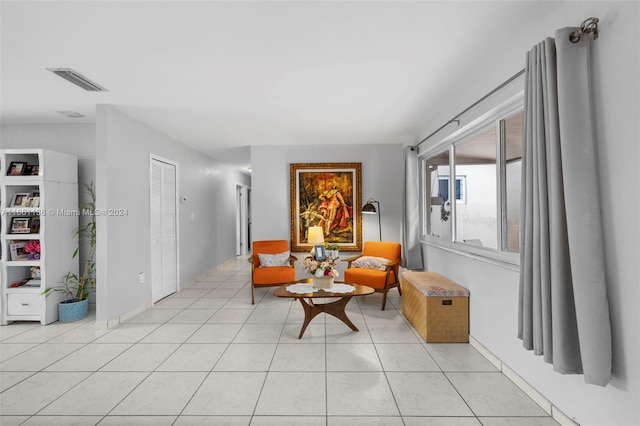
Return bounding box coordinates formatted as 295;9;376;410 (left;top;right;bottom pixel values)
362;198;382;241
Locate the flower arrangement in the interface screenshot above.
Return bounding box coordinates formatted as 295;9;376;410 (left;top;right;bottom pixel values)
24;240;41;260
24;240;41;253
303;256;340;278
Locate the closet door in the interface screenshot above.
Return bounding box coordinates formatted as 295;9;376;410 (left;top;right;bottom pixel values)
150;157;177;303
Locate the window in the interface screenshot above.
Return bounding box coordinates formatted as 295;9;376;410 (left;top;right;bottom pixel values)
424;108;523;255
438;176;466;203
426;150;452;241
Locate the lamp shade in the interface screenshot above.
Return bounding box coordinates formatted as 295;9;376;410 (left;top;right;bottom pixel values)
362;199;377;214
307;226;324;245
361;198;382;240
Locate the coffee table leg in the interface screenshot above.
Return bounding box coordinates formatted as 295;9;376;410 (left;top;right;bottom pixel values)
323;296;359;332
297;296;358;339
298;298;323;339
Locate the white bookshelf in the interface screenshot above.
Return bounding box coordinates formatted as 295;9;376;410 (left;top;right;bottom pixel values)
0;149;79;325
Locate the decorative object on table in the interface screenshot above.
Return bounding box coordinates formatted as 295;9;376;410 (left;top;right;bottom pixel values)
307;225;327;260
324;242;340;260
343;240;402;310
290;162;362;252
24;240;41;260
362;198;382;240
285;282;356;294
42;182;96;322
303;255;339;289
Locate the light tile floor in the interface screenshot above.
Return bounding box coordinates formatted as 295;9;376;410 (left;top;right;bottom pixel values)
0;257;560;425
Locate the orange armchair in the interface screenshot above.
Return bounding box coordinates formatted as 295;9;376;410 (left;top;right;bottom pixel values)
343;241;402;310
249;240;297;304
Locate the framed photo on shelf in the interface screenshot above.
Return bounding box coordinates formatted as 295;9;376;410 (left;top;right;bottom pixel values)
29;165;40;176
23;196;40;208
290;162;362;252
30;216;41;233
10;192;30;207
10;217;31;234
7;161;27;176
9;241;28;261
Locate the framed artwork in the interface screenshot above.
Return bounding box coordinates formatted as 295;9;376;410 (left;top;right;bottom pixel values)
10;192;30;207
7;161;27;176
10;217;31;234
290;162;362;252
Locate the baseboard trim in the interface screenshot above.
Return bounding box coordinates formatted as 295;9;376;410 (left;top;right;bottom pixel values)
469;336;579;426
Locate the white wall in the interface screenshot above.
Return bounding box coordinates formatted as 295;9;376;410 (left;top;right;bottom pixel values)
1;123;96;191
417;3;639;425
95;105;249;324
250;143;403;277
1;124;97;302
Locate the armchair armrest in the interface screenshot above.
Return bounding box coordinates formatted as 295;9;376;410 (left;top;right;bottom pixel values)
342;254;362;268
288;255;298;267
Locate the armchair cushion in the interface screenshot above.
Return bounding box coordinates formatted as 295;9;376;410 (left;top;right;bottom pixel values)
351;256;389;271
253;266;295;285
258;251;291;267
344;267;397;290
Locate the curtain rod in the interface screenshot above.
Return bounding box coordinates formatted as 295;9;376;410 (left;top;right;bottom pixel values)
414;16;599;150
414;68;525;149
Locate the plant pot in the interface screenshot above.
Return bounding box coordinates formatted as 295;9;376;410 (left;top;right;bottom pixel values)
58;298;89;323
327;250;339;259
312;276;334;289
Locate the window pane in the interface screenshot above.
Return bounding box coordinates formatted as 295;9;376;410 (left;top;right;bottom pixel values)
426;150;452;241
504;110;523;253
455;125;498;249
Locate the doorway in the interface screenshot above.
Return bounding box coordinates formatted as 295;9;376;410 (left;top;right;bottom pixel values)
150;156;178;303
236;185;250;256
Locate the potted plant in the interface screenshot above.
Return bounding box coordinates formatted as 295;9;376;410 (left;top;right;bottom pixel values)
42;182;96;322
324;242;340;259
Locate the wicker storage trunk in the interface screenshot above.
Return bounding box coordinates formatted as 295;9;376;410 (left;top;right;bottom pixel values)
401;271;469;343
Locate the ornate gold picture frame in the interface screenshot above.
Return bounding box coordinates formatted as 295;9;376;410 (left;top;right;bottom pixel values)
290;162;362;252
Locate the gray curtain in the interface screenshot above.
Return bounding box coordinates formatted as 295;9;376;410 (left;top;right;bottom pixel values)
518;28;611;386
402;146;424;270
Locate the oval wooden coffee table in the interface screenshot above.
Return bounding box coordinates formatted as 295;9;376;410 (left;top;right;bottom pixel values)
274;279;374;339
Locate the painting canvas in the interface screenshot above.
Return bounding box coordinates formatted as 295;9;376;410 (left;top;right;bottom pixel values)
290;162;362;252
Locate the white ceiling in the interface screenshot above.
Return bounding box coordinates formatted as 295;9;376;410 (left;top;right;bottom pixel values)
1;1;561;169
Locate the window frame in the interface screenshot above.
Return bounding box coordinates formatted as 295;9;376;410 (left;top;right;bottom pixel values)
437;175;466;204
420;93;523;267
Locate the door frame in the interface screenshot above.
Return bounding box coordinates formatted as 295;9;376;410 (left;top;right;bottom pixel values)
236;184;250;256
149;154;180;303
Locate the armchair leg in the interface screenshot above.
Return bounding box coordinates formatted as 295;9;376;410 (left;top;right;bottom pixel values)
381;290;388;311
251;285;255;305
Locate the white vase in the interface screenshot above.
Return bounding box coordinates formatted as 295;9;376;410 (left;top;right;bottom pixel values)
312;276;334;289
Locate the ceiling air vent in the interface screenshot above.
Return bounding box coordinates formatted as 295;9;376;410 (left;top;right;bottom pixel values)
57;111;85;118
47;68;108;92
